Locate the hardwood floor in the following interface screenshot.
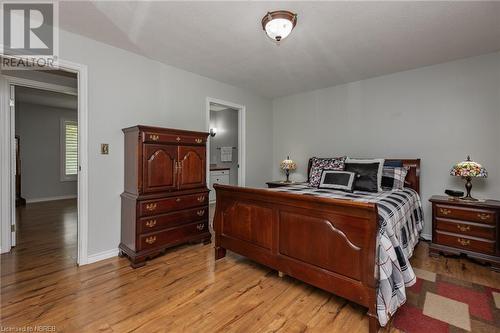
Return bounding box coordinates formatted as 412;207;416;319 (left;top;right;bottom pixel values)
1;201;499;332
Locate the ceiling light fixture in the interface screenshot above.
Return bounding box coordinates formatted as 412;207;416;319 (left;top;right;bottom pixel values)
261;10;297;43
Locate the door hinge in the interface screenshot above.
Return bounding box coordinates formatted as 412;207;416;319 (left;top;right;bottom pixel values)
11;224;15;232
9;99;15;107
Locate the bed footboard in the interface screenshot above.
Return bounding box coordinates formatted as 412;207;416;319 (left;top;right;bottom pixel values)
213;184;380;333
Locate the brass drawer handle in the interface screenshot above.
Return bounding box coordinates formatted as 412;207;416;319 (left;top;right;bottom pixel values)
146;219;157;228
196;223;205;231
197;210;205;216
197;196;205;202
440;208;451;216
176;198;181;202
457;225;470;232
145;236;157;244
176;136;181;142
477;213;491;221
145;203;157;211
195;138;203;144
457;238;470;246
149;134;159;141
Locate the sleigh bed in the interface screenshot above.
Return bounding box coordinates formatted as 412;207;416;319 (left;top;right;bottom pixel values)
213;159;422;333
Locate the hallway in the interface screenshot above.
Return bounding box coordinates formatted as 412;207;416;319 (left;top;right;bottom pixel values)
1;199;77;278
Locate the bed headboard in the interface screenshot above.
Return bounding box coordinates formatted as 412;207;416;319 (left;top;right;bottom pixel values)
306;158;421;194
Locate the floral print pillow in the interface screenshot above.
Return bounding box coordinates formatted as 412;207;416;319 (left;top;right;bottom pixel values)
309;156;347;187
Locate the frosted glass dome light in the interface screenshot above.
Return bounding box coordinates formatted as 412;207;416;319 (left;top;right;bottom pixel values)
262;11;297;43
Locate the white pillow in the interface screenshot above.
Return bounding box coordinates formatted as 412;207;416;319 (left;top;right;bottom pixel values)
345;158;385;192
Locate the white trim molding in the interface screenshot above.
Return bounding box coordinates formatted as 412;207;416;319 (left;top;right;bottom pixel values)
87;248;119;264
26;195;77;204
205;97;246;195
0;58;89;265
1;75;77;96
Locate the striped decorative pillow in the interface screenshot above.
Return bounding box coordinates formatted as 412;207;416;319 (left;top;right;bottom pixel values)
382;166;409;190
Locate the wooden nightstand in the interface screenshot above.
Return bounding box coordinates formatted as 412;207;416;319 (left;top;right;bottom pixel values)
429;195;500;271
266;181;295;188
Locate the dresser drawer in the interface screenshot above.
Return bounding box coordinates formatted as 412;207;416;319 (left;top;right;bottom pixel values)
138;206;208;233
142;131;205;145
435;204;496;224
139;193;208;216
435;231;495;255
139;221;209;251
435;218;495;240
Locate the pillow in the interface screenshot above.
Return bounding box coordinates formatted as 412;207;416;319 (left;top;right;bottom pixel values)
382;166;409;190
308;156;346;187
318;170;356;192
345;158;385;192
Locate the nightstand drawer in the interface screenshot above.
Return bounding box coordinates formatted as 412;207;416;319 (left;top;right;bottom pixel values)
435;231;495;255
435;218;495;240
435;204;496;224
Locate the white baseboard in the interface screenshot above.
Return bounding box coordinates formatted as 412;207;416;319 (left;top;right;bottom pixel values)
86;248;119;264
26;195;77;203
420;233;432;241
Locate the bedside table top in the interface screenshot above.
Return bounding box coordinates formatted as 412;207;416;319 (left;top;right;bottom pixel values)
429;195;500;209
266;180;296;185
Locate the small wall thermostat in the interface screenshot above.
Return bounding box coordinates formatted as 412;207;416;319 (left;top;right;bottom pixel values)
101;144;109;155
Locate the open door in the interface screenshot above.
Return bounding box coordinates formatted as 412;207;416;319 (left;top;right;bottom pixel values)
10;84;16;247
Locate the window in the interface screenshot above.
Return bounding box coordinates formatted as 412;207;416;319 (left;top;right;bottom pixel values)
61;119;78;181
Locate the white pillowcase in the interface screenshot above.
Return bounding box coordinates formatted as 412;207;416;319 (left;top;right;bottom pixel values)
345;158;385;192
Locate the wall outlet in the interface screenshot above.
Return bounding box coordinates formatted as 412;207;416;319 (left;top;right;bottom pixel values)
101;144;109;155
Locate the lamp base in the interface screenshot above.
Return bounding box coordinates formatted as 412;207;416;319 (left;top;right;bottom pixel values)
285;170;290;183
462;176;478;201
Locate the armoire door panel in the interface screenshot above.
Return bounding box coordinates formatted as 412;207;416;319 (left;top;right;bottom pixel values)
178;146;206;190
143;144;177;193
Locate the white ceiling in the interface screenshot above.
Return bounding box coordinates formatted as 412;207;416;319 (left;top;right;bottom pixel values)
16;86;77;110
60;1;500;98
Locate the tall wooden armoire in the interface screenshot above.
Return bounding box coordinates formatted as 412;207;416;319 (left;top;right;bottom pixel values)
120;126;210;268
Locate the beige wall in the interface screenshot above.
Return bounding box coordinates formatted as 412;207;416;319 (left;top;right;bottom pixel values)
273;52;500;238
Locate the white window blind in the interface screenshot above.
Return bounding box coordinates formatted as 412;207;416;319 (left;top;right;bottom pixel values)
61;120;78;181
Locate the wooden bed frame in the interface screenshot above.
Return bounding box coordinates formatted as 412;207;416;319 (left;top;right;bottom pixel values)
213;159;420;333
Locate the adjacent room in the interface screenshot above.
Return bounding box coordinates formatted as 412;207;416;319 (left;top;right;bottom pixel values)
1;1;499;333
208;102;241;203
2;72;79;279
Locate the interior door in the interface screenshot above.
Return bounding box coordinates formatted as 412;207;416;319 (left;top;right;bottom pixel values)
142;144;177;193
178;145;206;190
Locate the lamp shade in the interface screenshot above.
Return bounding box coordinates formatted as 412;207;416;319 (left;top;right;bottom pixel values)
450;156;487;178
280;156;296;171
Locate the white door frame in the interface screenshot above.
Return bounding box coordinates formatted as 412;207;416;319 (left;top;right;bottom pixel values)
205;97;246;193
0;59;89;265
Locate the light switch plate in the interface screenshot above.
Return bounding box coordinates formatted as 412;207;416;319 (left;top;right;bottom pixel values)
101;144;109;155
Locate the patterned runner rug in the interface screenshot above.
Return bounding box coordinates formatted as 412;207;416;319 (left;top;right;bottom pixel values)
392;268;500;332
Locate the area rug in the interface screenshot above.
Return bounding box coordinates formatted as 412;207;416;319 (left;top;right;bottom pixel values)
392;268;500;333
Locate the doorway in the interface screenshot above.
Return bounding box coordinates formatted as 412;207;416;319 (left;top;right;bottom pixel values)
0;61;89;265
206;98;245;203
14;85;78;266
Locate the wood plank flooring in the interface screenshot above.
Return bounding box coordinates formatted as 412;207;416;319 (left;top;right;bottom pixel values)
1;200;499;332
